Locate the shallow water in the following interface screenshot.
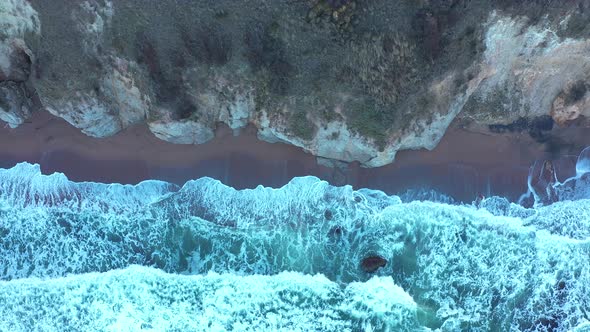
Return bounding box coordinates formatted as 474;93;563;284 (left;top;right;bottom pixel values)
1;151;590;331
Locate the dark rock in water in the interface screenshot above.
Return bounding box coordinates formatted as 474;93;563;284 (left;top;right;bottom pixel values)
529;160;559;205
327;226;343;241
540;160;557;185
324;209;333;220
361;255;387;273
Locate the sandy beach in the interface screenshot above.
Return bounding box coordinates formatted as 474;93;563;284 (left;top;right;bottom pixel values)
1;111;588;201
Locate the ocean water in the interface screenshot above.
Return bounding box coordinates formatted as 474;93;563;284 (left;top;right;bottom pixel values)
1;149;590;331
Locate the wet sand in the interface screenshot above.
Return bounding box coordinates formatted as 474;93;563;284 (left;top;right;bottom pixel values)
1;111;588;201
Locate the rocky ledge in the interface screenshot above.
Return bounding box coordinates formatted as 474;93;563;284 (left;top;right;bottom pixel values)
1;0;589;167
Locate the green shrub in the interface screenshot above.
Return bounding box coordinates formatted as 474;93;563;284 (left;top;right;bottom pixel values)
345;102;389;151
288;111;316;141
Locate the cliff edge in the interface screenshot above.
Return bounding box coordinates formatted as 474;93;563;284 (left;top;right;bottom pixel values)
1;0;589;166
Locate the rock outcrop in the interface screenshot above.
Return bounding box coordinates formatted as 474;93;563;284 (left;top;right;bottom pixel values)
461;12;590;126
1;0;589;166
0;0;39;128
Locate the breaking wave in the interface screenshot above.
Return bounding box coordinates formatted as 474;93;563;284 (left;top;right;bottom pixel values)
1;148;590;331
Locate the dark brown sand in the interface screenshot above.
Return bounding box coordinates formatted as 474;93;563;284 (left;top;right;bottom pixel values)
1;111;588;201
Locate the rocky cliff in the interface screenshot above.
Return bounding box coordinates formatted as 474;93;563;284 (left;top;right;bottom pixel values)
1;0;589;166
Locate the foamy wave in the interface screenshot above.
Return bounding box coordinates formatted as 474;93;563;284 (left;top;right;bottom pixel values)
0;162;589;330
0;163;179;212
0;266;420;332
524;146;590;207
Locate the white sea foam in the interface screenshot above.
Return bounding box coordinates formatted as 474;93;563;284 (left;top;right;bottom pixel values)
0;163;179;212
0;266;421;332
0;162;589;331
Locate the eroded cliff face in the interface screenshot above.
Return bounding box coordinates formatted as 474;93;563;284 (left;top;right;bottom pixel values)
0;0;39;128
1;0;589;166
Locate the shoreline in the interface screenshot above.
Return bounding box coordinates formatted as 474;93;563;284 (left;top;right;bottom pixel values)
1;111;588;202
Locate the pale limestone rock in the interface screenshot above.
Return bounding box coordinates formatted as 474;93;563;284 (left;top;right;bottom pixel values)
469;12;590;123
255;111;283;144
551;85;590;126
101;59;149;127
40;1;139;137
0;0;39;128
517;38;590;121
225;92;254;133
191;86;254;132
0;42;12;78
253;69;484;168
0;0;40;39
72;0;113;54
0;38;32;82
46;95;122;137
186;69;255;130
148;119;214;144
0;81;31;128
45;58;150;137
364;70;484;167
257;116;378;165
313;121;376;164
148;69;255;143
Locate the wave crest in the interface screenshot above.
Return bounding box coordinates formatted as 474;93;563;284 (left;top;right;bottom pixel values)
0;162;589;330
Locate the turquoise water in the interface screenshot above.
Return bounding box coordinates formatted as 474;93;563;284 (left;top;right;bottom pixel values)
1;152;590;331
